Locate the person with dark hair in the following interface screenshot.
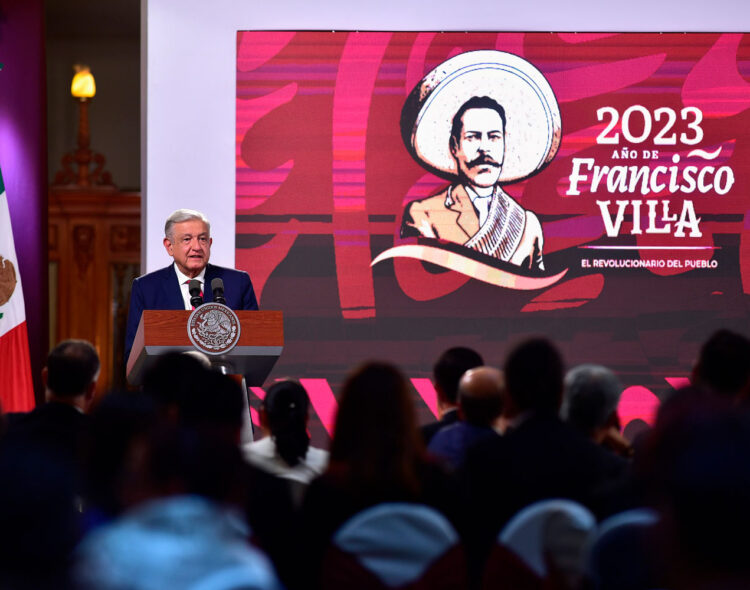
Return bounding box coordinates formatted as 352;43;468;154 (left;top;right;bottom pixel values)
140;349;211;409
301;362;461;588
0;440;81;590
75;419;282;590
79;391;159;531
240;381;328;589
243;380;328;486
179;368;246;447
638;386;750;589
6;339;99;464
45;339;101;398
75;369;282;589
421;346;484;444
428;366;504;470
0;339;100;588
692;329;750;400
503;336;564;416
461;338;626;582
141;350;255;444
141;354;297;587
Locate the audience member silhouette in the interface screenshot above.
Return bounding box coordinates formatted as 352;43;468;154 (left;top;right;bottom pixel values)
461;338;626;582
75;363;282;590
141;352;301;587
428;366;504;470
562;364;632;457
75;421;281;589
302;361;461;588
640;386;750;589
140;350;215;412
5;339;99;466
691;328;750;401
421;346;484;444
0;441;80;590
243;379;328;487
5;328;750;589
80;390;159;531
242;380;329;589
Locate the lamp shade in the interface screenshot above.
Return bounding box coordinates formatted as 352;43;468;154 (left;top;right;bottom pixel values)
71;66;95;98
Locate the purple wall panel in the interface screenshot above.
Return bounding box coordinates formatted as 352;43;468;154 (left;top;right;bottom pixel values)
0;0;48;401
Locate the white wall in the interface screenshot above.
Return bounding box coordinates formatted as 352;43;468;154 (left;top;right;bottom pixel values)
144;0;750;272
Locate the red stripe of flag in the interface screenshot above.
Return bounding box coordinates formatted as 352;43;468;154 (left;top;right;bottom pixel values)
0;321;35;412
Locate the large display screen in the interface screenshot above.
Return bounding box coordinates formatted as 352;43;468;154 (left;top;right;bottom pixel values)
236;32;750;440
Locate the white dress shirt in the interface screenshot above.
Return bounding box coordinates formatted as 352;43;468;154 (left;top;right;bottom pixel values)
464;185;493;228
242;437;329;485
173;263;207;310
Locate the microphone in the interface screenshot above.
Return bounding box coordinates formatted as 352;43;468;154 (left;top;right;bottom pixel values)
211;277;227;305
188;279;204;308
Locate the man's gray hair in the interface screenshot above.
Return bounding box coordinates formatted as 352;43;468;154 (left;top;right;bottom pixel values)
561;364;622;435
164;209;211;240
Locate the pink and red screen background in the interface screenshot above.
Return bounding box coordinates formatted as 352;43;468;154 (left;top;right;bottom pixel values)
236;32;750;442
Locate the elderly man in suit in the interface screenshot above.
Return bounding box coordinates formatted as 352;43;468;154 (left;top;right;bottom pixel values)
124;209;258;364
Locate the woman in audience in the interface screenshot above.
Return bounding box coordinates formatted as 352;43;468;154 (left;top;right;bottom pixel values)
240;381;328;589
243;380;328;489
300;361;461;587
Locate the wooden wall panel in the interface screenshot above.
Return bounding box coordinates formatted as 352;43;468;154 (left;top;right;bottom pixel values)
48;188;140;394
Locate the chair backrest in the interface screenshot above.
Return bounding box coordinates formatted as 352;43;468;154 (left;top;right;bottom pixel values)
188;564;281;590
587;508;660;590
483;499;596;590
322;502;466;589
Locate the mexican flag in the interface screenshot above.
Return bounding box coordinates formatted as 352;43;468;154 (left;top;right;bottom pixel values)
0;167;35;412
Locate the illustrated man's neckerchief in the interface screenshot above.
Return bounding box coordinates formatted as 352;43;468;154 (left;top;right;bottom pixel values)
463;185;526;261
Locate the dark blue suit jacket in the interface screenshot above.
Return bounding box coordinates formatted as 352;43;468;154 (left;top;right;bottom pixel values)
124;263;258;364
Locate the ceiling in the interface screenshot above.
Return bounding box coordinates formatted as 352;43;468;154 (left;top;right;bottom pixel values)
45;0;139;38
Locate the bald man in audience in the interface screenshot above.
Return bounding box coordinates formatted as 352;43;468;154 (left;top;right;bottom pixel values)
428;366;504;470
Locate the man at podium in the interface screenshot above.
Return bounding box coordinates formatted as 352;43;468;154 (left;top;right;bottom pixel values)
124;209;258;364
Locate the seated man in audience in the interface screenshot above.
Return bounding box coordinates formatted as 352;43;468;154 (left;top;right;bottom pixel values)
76;362;282;590
6;339;99;465
561;364;632;457
0;439;82;589
643;387;750;589
461;338;627;579
692;329;750;401
421;346;484;444
74;418;282;590
428;366;504;470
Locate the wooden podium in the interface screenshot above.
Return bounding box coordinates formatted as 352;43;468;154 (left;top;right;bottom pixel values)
126;309;284;386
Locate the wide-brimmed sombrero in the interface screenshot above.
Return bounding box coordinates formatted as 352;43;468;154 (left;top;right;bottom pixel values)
401;50;561;184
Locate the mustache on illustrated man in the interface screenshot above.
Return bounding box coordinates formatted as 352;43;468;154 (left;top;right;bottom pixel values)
467;155;501;169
